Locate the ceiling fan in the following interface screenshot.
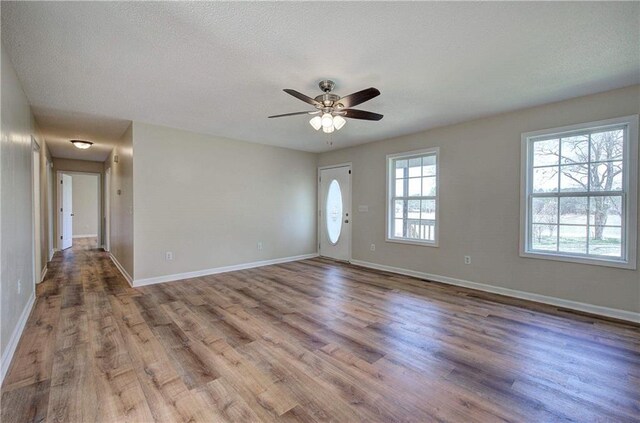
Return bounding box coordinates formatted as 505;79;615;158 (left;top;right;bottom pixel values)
268;80;383;133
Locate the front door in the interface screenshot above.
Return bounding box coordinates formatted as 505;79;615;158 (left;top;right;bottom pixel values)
319;165;351;261
61;173;73;250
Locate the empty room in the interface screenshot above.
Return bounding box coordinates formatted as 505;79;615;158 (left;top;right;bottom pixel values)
1;2;639;422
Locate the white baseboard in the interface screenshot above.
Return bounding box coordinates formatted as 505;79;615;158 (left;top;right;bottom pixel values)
1;290;36;385
109;253;133;287
73;234;97;239
350;259;640;324
39;265;47;283
133;253;319;287
49;249;55;261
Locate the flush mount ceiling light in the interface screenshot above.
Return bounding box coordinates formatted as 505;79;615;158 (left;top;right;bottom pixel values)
70;139;93;149
268;80;383;135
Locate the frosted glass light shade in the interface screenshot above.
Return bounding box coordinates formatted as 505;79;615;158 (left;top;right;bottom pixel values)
70;140;93;149
321;113;334;128
323;125;335;134
333;115;346;130
309;116;322;130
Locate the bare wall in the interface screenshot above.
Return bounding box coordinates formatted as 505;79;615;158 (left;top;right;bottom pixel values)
71;174;99;237
105;124;134;280
0;44;36;369
318;85;640;314
132;122;317;281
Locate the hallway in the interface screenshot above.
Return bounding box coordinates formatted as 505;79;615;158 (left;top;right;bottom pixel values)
2;240;640;422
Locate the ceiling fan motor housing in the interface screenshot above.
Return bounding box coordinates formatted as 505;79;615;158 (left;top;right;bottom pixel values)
315;93;340;108
318;79;335;92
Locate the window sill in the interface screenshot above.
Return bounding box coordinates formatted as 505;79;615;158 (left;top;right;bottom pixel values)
520;250;636;270
386;237;438;248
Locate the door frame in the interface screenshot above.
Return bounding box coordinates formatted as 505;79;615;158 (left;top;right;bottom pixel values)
46;158;54;261
32;137;42;285
104;167;111;252
57;171;103;249
317;163;352;262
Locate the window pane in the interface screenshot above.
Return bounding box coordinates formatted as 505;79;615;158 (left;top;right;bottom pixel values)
388;151;438;244
559;197;587;225
591;129;623;162
561;135;589;164
590;161;623;191
589;196;622;227
408;158;422;177
422;155;436;176
395;159;407;179
531;224;557;251
559;164;588;192
408;178;421;196
589;226;622;257
533;167;558;193
531;197;557;224
533;139;559;167
325;180;343;244
422;176;436;196
407;220;421;239
558;225;587;254
421;199;435;220
394;219;404;237
407;200;420;219
394;200;404;219
421;221;435;241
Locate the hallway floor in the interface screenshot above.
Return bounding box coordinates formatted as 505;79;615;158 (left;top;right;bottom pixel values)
1;239;639;422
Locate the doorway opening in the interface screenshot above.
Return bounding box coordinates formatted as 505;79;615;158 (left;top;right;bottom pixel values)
57;171;101;250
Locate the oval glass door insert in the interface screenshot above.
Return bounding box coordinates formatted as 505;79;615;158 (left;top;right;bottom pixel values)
326;179;343;244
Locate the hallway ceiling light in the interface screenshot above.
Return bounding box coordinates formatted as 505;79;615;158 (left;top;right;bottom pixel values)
70;139;93;149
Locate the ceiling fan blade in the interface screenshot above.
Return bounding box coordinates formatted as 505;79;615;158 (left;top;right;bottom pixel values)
336;87;380;108
268;111;319;118
343;109;383;121
283;89;321;106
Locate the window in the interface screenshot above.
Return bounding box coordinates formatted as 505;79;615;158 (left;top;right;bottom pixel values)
521;116;638;268
387;148;439;246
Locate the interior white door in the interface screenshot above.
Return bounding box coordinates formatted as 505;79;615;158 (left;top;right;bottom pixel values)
61;174;73;250
319;165;351;261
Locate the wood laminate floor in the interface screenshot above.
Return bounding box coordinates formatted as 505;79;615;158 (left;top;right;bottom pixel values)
2;238;639;422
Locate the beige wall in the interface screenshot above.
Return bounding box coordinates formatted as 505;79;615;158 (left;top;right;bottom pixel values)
319;85;640;314
71;174;99;237
132;122;317;281
1;45;37;367
52;158;104;244
105;124;134;279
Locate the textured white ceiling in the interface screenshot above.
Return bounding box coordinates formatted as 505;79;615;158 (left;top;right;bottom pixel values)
2;1;639;156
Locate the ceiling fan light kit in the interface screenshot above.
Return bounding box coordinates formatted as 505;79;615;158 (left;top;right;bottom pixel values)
309;116;322;130
269;80;383;136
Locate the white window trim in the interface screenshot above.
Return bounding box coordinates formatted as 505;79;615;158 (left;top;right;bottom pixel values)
520;115;638;269
386;147;440;247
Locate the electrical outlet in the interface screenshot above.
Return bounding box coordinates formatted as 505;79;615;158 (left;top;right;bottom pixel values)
17;279;21;295
257;242;263;251
165;251;173;261
370;244;376;251
464;256;471;265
